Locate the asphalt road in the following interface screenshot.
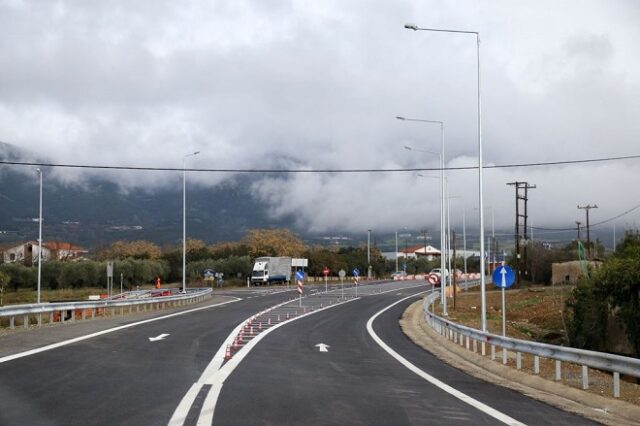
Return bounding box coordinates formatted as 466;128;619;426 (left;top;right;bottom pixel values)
214;286;596;425
0;283;598;425
0;289;298;425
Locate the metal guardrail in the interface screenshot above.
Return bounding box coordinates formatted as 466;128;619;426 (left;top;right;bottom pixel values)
423;289;640;398
0;288;213;330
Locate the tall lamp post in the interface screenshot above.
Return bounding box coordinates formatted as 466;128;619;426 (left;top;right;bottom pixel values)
36;168;43;304
182;151;200;293
398;116;447;315
367;229;372;279
404;23;486;332
395;230;399;273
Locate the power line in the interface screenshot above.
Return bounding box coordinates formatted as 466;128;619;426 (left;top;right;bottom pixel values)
532;203;640;231
0;153;639;173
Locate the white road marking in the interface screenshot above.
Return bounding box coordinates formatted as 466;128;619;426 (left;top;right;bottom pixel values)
168;297;360;426
0;298;241;364
366;292;526;426
148;333;170;342
315;343;330;352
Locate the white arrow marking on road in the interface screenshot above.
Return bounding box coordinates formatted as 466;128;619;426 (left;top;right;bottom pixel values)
500;267;507;288
149;333;170;342
315;343;330;352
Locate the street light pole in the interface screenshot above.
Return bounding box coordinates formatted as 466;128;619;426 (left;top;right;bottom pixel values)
367;229;372;279
395;230;399;273
182;151;200;293
404;23;485;331
398;116;446;313
36;168;43;304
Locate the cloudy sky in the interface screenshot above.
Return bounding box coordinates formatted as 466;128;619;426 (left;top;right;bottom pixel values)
1;0;639;238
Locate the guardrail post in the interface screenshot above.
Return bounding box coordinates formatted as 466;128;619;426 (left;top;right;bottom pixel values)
82;310;86;321
38;313;42;327
71;310;76;322
534;355;540;374
613;372;620;398
581;366;589;390
491;344;495;360
516;352;522;370
481;342;486;356
10;316;15;329
473;339;477;353
23;315;29;329
91;308;96;319
502;348;507;365
49;312;54;324
465;336;470;350
61;311;65;323
555;360;561;381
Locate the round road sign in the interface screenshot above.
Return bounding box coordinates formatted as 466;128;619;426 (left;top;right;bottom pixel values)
322;267;330;276
427;273;439;285
338;269;346;279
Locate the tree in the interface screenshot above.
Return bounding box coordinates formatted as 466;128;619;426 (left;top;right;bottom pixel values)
243;229;305;258
99;240;161;260
209;242;249;259
566;231;640;355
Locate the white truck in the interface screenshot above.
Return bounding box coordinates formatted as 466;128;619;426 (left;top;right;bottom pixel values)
251;257;292;285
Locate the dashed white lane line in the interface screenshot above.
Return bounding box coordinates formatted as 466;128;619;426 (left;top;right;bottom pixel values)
0;297;241;364
366;292;526;426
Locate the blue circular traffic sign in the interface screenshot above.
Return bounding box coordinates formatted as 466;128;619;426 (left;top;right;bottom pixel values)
352;268;360;277
295;271;304;281
492;265;515;288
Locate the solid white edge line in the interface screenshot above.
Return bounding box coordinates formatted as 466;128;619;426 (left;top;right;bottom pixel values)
0;297;241;364
365;291;526;426
168;280;427;426
167;383;201;426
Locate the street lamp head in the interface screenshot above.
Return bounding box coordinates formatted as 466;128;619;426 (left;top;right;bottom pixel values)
404;23;419;31
396;116;406;120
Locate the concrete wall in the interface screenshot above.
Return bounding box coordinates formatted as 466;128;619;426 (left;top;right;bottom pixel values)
551;260;602;285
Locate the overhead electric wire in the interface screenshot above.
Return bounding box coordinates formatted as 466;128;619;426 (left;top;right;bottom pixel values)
531;202;640;231
0;153;639;174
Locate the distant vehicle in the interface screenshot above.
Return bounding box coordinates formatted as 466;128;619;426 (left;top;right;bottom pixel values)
391;271;407;278
251;257;292;285
430;268;463;278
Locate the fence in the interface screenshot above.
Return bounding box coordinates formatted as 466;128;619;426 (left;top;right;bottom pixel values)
423;291;640;398
0;288;212;330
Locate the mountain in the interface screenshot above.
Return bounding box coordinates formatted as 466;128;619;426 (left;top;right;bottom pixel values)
0;142;290;249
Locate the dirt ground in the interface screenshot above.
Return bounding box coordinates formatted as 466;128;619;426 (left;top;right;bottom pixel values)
431;285;640;406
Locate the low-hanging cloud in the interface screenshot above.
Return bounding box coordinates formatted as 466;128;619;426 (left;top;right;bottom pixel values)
0;0;639;233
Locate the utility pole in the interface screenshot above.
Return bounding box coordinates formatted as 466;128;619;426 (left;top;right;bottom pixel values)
578;204;598;259
506;181;536;286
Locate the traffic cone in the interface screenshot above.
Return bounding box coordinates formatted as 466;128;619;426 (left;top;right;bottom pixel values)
224;344;232;360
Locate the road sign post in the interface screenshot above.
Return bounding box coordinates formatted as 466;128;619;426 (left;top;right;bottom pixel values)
323;267;330;293
352;268;360;297
492;265;515;336
493;265;514;364
296;270;304;307
338;269;346;299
